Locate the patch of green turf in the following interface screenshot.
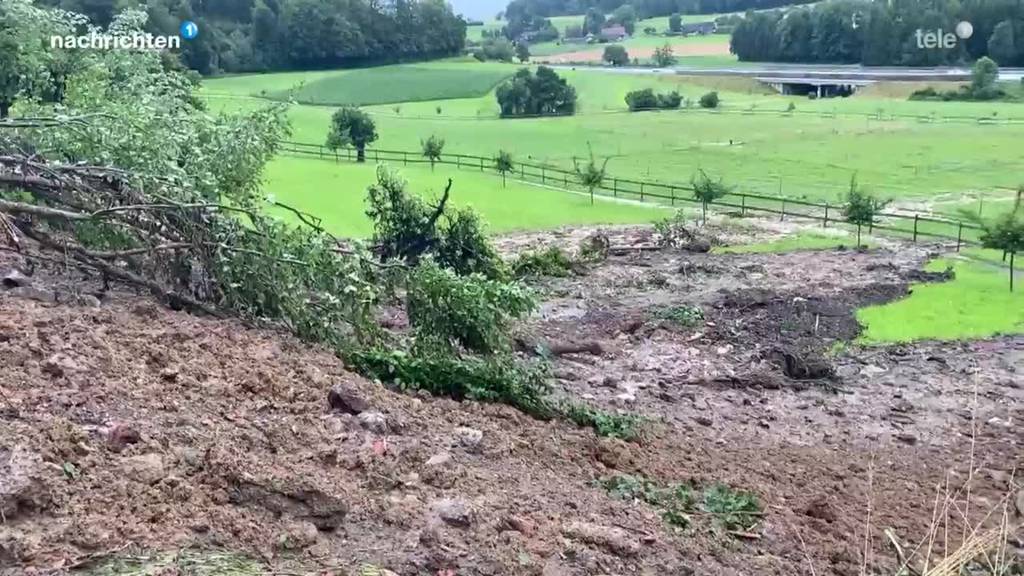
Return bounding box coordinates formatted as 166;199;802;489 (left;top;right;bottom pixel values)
267;65;513;107
264;156;669;237
857;257;1024;343
715;231;871;253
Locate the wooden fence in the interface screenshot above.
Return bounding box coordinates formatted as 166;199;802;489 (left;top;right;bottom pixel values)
280;140;987;250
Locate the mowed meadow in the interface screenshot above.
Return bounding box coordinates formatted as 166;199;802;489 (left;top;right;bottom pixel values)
202;59;1024;236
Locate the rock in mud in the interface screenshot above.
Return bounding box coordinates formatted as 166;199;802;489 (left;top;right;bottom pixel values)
500;515;536;536
358;411;388;433
7;286;56;303
1;269;31;288
278;520;320;550
454;427;483;450
121;453;166;485
771;349;835;380
562;521;639;557
40;354;80;378
104;422;142;452
432;498;472;527
229;477;348;530
328;384;369;415
0;445;52;519
425;452;452;467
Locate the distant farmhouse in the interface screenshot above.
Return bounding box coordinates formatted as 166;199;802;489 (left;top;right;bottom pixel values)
679;21;717;36
596;25;629;42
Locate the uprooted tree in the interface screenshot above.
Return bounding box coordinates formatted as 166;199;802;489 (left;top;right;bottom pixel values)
0;0;641;443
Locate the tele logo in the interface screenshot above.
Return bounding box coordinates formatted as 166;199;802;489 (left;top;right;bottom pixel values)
915;21;973;49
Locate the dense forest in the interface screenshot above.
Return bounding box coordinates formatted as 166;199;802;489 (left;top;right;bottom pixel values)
503;0;816;21
730;0;1024;66
32;0;467;74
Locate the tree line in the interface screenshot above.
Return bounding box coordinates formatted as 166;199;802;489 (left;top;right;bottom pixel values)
731;0;1024;66
30;0;468;74
502;0;816;25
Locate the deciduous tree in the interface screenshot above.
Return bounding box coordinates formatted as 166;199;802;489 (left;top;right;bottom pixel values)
327;107;378;163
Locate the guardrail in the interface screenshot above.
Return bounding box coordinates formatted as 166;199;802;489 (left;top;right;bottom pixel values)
279;140;987;249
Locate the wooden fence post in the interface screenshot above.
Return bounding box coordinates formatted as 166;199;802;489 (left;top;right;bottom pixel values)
541;167;546;184
670;186;676;206
403;151;408;166
956;222;963;252
741;195;746;216
640;182;645;202
480;157;484;171
913;215;919;242
823;202;829;227
780;199;786;221
613;178;618;197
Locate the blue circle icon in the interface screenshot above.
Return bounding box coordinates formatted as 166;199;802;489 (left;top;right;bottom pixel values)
180;21;199;40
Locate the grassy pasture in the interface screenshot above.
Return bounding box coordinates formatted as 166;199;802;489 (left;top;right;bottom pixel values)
857;254;1024;343
204;63;1024;218
264;156;669;237
205;62;513;107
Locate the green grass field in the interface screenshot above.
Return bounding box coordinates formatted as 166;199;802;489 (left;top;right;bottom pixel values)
266;65;513;106
715;230;874;253
857;255;1024;343
202;60;1024;240
265;156;669;237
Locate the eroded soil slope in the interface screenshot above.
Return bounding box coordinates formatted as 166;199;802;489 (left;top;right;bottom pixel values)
1;225;1021;576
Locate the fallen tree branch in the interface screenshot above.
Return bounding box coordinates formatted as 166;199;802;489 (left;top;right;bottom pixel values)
515;337;605;357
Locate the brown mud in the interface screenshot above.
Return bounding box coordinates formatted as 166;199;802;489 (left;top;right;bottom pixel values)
1;224;1021;575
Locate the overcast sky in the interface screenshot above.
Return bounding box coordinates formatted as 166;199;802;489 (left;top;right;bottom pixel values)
449;0;506;21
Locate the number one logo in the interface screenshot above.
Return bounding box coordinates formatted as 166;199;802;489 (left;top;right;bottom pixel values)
180;21;199;40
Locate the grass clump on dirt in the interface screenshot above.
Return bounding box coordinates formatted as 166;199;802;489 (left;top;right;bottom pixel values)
857;256;1024;343
654;304;705;327
559;400;645;440
511;246;577;278
599;475;762;533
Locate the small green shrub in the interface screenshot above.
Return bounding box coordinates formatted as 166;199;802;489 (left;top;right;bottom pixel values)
511;246;576;278
699;91;720;109
350;348;554;418
559;400;644;440
599;475;761;533
407;261;534;354
701;483;762;531
655;305;704;327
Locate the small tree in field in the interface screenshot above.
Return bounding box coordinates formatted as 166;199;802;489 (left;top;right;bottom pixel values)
699;91;720;109
516;42;531;63
421;135;445;171
495;150;514;187
574;147;610;205
842;174;888;247
691;170;730;224
327;107;378;162
653;43;677;67
962;188;1024;291
603;45;630;67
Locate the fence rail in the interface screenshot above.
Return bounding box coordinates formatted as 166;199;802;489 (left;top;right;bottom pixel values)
279;140;987;249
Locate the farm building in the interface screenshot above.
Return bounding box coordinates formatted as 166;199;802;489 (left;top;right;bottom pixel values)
680;21;717;35
598;25;629;42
